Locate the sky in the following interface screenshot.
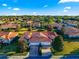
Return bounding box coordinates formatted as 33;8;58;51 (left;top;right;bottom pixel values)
0;0;79;16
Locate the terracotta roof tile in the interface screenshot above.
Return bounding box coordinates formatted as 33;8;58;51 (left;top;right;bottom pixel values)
1;23;18;29
8;32;18;39
0;32;9;36
0;32;18;40
64;27;79;36
20;31;57;43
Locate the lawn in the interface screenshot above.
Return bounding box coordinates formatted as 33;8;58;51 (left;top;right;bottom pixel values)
53;41;79;56
17;28;27;36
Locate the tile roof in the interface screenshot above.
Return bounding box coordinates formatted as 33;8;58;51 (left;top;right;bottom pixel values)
8;32;18;39
20;31;58;43
0;32;18;40
64;27;79;36
0;32;9;37
1;23;18;29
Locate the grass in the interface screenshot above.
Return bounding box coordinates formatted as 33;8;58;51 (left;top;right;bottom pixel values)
53;41;79;56
17;28;27;36
19;28;28;31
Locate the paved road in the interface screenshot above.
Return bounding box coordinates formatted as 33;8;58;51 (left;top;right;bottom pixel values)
1;54;79;59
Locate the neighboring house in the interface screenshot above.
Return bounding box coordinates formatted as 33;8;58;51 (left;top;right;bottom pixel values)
0;32;18;44
61;19;79;38
33;21;41;28
53;23;62;30
62;20;77;27
64;27;79;38
26;20;33;27
0;23;18;30
19;31;58;56
26;20;41;28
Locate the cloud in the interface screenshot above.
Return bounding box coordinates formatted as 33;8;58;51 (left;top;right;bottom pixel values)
43;5;48;8
64;6;71;10
59;0;79;3
33;12;36;14
64;9;68;12
63;6;71;12
13;8;20;11
2;4;7;6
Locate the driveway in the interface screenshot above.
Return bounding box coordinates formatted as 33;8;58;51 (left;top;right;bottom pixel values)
26;45;52;59
29;45;39;57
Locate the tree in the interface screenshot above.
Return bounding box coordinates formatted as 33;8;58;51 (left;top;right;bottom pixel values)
49;16;55;24
39;16;45;28
46;24;52;31
18;38;29;53
44;16;49;25
52;35;64;51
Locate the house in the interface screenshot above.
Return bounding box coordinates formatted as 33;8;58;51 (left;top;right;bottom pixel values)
53;22;62;30
62;20;77;27
64;27;79;38
26;20;33;27
0;32;18;44
0;23;18;30
19;31;57;45
19;31;58;56
26;20;41;29
33;20;41;28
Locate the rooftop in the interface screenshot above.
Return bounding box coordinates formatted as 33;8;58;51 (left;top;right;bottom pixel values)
19;31;58;43
64;27;79;36
0;31;18;40
1;23;18;29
